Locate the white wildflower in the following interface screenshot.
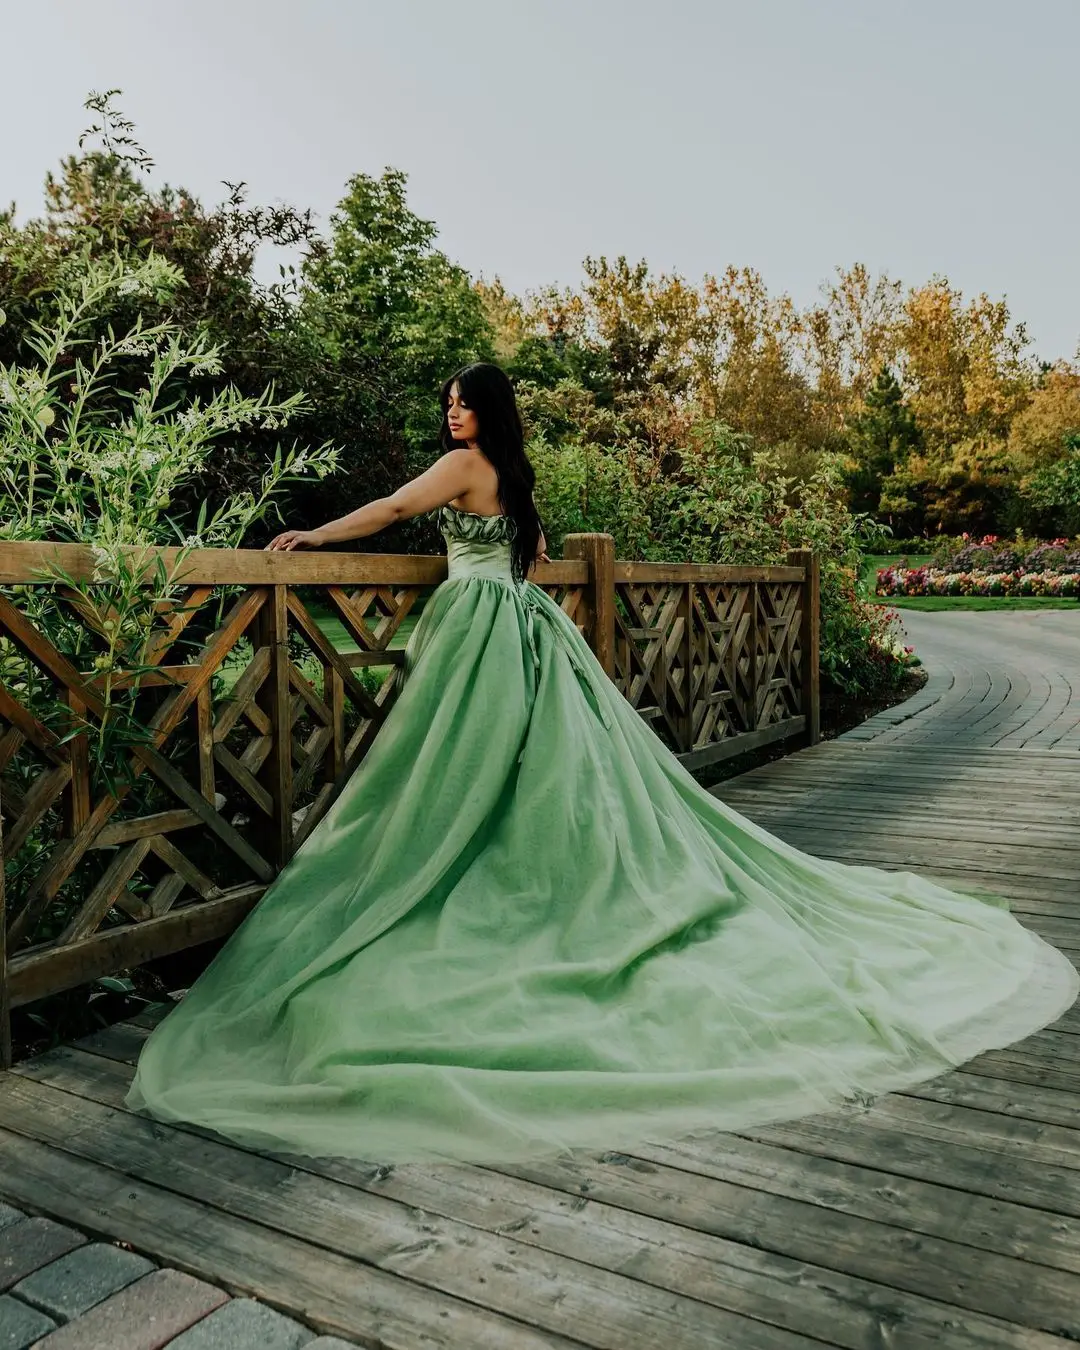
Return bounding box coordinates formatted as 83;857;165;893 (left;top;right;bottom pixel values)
90;542;118;581
190;355;223;377
115;335;156;357
15;370;48;402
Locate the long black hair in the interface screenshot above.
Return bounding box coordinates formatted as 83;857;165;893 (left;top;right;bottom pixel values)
438;361;543;584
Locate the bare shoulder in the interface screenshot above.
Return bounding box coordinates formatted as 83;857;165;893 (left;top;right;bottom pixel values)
437;445;486;478
451;446;501;506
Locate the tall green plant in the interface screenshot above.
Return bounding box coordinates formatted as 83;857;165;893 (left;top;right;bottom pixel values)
0;252;339;791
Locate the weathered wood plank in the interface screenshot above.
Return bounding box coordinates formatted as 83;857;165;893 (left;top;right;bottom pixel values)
10;1042;1067;1350
42;1021;1080;1336
94;808;203;847
6;886;265;1007
497;1146;1080;1338
55;835;154;943
0;1126;580;1350
736;1113;1080;1213
0;1074;822;1350
614;562;805;584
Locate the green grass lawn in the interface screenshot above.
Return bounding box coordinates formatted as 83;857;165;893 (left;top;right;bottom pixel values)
875;594;1080;612
313;608;422;654
214;600;424;695
860;554;1079;612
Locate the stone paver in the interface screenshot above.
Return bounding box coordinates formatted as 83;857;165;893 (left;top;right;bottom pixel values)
843;608;1080;748
167;1298;314;1349
0;1211;358;1350
12;1243;154;1323
0;1219;86;1294
0;1293;58;1349
32;1268;229;1349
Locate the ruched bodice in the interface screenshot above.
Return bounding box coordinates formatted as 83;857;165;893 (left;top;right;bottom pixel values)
435;504;518;584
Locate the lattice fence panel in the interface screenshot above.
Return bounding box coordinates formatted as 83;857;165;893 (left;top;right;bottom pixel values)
613;582;689;751
0;543;814;1043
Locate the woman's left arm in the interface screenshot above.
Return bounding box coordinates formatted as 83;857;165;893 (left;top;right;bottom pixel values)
266;449;477;550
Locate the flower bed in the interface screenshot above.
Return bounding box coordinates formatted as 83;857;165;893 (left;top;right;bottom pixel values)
876;564;1080;597
928;533;1080;574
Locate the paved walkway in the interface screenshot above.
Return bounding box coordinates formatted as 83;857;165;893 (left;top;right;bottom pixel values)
0;1203;356;1348
841;607;1080;748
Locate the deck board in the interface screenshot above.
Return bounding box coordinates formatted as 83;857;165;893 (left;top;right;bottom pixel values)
3;607;1080;1347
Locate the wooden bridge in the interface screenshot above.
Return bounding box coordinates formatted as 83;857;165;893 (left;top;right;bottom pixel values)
1;541;1079;1348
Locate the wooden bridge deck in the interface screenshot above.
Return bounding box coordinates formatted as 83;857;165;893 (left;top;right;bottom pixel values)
1;611;1079;1349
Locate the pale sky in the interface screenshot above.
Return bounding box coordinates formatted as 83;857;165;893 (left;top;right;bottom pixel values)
4;0;1078;365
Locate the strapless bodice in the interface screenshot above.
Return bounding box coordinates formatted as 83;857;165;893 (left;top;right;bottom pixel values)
435;504;518;585
431;504;612;733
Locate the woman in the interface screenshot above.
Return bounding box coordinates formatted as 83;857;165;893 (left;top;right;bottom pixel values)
125;361;1079;1165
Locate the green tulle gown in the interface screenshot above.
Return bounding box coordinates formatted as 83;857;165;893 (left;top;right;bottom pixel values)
124;505;1080;1164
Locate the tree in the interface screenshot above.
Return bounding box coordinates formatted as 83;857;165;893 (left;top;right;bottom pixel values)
843;364;922;516
799;262;905;440
290;168;497;546
1007;361;1080;472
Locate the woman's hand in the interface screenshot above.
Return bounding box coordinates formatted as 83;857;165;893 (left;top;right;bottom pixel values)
265;528;325;551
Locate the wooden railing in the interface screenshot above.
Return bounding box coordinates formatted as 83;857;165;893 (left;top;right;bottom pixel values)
0;534;819;1063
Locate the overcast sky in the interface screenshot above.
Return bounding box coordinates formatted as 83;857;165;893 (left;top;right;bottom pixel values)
5;0;1077;365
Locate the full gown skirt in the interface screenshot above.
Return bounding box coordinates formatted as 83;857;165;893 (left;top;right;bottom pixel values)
125;506;1080;1164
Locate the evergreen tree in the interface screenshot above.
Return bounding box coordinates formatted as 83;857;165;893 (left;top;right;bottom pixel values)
844;364;922;516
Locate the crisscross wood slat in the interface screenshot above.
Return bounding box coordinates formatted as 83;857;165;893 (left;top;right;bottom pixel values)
0;537;816;1061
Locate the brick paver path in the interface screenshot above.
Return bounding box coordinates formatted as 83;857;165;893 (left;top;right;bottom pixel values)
841;607;1080;749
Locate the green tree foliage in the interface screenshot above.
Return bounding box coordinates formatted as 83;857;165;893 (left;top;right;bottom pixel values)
289;167;496;549
843;365;922;517
1021;431;1080;536
16;88;1050;704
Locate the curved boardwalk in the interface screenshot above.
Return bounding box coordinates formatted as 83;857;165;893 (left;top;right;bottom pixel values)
840;607;1080;749
1;611;1079;1349
708;607;1080;1348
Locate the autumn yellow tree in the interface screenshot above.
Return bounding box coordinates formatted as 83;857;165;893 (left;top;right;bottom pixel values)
1007;361;1080;471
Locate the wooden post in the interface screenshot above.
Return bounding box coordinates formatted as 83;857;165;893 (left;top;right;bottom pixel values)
787;548;821;745
61;689;90;839
254;584;294;868
678;582;695;754
748;582;760;732
562;533;615;679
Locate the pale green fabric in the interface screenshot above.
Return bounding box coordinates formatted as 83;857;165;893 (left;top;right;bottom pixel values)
125;505;1080;1164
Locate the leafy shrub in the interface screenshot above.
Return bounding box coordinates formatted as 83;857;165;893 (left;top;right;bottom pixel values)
0;250;339;790
870;535;939;556
529;422;907;698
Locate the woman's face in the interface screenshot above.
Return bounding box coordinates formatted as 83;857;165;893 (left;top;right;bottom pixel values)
446;382;479;444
